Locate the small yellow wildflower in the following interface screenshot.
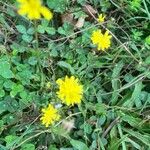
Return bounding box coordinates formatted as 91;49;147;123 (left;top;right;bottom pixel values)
91;29;112;51
56;76;83;106
97;14;105;23
40;104;60;127
17;0;53;20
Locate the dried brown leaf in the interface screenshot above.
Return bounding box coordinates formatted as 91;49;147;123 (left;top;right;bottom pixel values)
83;4;97;15
75;17;85;28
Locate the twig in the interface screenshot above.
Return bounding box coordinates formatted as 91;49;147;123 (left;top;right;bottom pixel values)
102;117;120;138
12;129;50;150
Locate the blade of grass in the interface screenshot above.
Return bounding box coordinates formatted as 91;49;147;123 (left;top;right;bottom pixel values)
117;124;127;150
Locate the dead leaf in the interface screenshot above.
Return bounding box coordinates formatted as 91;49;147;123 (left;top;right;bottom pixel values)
62;119;75;132
83;4;97;15
61;13;75;25
75;17;85;29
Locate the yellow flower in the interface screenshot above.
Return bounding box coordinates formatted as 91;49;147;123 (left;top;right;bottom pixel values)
97;14;105;23
91;29;112;51
17;0;53;20
56;76;83;106
40;104;60;127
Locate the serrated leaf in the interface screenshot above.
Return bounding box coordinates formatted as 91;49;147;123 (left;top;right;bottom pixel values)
111;61;124;105
123;128;150;147
57;61;75;74
120;113;142;129
123;81;143;108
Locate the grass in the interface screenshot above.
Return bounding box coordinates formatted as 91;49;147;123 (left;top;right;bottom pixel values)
0;0;150;150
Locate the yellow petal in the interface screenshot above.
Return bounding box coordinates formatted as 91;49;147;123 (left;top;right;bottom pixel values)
40;7;53;20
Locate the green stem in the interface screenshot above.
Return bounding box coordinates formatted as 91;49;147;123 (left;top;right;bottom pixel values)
34;20;39;48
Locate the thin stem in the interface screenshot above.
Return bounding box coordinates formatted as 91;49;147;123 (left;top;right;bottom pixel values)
34;20;39;49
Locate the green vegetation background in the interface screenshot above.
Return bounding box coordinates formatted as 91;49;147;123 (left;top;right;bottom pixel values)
0;0;150;149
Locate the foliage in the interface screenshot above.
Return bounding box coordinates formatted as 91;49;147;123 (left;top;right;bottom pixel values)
0;0;150;149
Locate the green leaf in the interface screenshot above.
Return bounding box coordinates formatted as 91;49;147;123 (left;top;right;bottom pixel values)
27;27;35;35
22;34;33;43
10;84;24;97
95;103;107;115
3;80;15;89
70;139;90;150
145;56;150;64
84;123;92;134
46;27;56;35
28;57;38;66
111;61;124;105
123;128;150;147
10;43;27;53
21;144;35;150
37;25;45;33
100;0;111;12
48;145;58;150
16;25;26;34
0;119;4;135
123;81;143;108
47;0;67;13
57;27;66;35
50;49;58;57
77;0;86;5
57;23;74;36
145;35;150;45
120;113;142;129
0;101;7;114
108;135;128;150
125;138;141;149
57;61;75;74
0;89;5;98
0;60;14;79
0;144;9;150
16;65;32;85
5;135;18;147
0;96;19;113
41;19;49;27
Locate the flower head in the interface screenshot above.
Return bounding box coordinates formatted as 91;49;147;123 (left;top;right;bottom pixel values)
97;14;105;23
17;0;53;20
56;76;83;106
40;104;60;127
91;29;112;51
